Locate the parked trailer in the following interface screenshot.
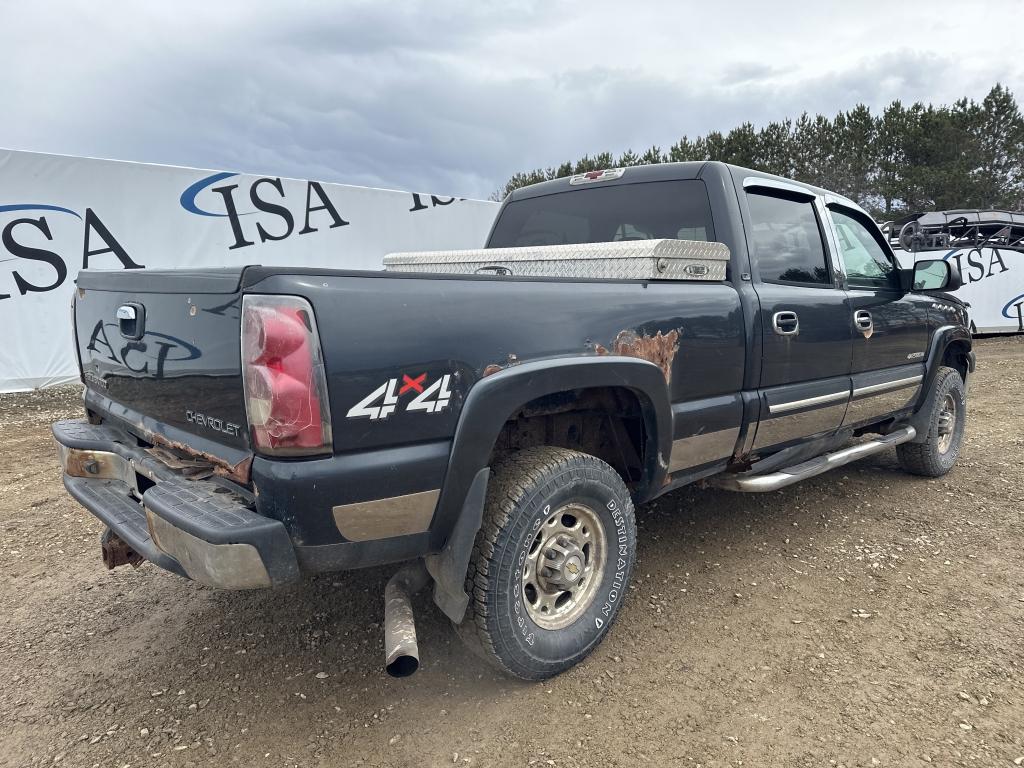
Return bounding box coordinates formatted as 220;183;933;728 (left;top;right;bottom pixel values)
883;210;1024;334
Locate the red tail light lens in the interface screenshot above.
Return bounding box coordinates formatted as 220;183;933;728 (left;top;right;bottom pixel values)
241;295;333;456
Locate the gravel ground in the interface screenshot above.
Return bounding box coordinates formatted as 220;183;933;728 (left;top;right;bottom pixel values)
1;337;1022;768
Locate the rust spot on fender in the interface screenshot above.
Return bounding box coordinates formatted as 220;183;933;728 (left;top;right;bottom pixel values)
482;353;520;377
597;329;681;384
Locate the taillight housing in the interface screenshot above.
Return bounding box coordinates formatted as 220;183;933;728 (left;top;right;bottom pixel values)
241;294;333;456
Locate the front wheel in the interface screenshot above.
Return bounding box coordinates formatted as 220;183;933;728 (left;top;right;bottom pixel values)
897;366;966;477
460;447;637;680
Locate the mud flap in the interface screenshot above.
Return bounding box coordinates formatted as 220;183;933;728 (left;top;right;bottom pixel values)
424;467;489;623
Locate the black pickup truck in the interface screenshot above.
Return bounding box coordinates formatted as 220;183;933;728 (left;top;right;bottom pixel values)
54;161;973;680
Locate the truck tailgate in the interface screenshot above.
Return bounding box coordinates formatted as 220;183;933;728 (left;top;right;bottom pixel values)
74;268;249;453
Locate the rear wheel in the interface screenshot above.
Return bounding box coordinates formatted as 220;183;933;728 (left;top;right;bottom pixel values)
897;366;966;477
460;446;637;680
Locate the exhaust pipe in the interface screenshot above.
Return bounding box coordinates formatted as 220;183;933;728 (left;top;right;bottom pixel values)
383;561;430;678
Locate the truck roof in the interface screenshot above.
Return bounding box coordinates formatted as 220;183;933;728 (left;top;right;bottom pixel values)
508;161;708;201
508;161;855;210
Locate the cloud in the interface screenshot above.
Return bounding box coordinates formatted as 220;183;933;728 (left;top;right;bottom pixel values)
0;0;1020;200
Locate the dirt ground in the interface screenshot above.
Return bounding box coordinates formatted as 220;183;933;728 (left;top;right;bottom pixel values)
1;337;1022;768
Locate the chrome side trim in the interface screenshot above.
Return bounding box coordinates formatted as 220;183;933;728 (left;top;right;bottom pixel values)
753;400;848;450
768;390;849;415
852;375;922;397
333;489;440;542
844;378;921;427
668;427;740;473
715;426;916;493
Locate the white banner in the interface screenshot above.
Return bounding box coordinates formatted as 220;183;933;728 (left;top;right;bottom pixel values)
0;150;498;392
894;247;1024;334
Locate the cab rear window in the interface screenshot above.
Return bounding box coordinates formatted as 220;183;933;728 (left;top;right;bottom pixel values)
487;180;716;248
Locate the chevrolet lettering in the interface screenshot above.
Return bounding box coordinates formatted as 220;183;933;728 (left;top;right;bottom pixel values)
185;410;241;438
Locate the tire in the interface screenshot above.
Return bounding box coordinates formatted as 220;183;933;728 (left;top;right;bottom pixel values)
897;366;966;477
459;446;637;680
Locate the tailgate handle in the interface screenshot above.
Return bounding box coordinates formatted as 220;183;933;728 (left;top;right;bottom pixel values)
117;303;145;340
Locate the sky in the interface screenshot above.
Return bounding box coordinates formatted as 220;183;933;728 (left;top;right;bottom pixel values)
1;0;1022;200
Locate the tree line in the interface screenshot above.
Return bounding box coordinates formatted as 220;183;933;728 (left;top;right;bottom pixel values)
493;84;1024;218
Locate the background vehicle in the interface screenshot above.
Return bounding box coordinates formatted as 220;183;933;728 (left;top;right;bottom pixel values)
54;162;973;680
882;208;1024;333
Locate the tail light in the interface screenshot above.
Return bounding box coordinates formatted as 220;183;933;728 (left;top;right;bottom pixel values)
241;295;333;456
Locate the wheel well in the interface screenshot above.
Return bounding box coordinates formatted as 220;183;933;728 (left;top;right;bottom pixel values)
489;387;648;487
942;340;971;382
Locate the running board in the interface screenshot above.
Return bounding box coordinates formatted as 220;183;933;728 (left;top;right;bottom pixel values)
714;426;917;493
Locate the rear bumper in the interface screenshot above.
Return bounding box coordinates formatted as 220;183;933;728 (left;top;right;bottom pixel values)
53;419;299;589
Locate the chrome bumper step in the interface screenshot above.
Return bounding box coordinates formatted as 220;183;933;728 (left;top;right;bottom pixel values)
715;426;917;493
53;419;300;589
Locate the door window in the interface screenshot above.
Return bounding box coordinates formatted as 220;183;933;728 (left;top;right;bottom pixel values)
746;192;831;286
830;207;899;290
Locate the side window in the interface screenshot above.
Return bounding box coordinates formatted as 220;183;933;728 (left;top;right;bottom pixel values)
746;191;831;286
830;208;899;289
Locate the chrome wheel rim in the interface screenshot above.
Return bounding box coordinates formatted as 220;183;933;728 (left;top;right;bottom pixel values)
937;393;957;454
522;503;607;630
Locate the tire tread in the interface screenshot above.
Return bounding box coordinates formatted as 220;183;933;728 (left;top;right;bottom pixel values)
460;446;634;679
897;366;965;477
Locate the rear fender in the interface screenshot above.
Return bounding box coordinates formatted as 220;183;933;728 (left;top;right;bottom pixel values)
429;356;672;552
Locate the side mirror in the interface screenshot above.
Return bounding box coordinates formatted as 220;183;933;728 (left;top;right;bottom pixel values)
910;259;962;293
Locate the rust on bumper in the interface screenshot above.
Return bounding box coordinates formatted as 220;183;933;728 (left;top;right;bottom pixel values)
144;431;253;485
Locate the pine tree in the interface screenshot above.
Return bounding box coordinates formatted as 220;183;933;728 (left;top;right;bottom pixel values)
668;136;698;162
492;85;1023;213
756;120;793;178
695;131;726;161
836;105;876;206
791;113;837;190
639;145;666;165
875;101;908;215
974;84;1024;208
722;123;759;168
617;149;641;167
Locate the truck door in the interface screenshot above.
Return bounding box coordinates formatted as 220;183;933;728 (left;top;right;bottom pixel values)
742;181;853;451
824;203;930;426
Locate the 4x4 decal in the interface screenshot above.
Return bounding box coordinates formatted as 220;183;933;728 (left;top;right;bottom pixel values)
346;373;452;420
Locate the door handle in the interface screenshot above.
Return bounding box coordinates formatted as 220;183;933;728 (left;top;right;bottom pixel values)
772;310;799;336
854;310;873;334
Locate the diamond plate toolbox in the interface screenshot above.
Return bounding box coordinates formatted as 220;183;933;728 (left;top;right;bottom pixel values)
383;239;730;281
